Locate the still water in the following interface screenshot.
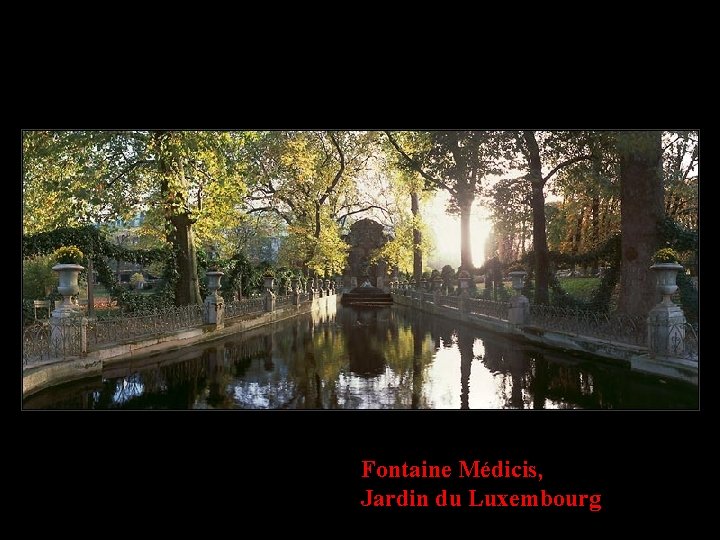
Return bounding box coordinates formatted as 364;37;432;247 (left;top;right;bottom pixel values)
23;303;698;409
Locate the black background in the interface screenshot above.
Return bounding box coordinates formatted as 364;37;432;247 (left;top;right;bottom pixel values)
17;74;707;532
21;409;704;531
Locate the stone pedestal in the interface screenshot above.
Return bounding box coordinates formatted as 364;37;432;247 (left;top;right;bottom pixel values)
648;303;685;357
508;295;529;324
376;275;384;291
265;291;276;312
49;312;86;357
350;276;358;289
204;293;224;328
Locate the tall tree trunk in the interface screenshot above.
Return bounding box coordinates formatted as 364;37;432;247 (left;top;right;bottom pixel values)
411;191;422;283
590;194;600;275
573;207;585;274
170;213;202;306
459;195;474;270
524;131;550;304
155;130;202;307
617;131;664;316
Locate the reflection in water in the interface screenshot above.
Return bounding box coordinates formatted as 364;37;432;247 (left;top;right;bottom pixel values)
24;302;698;410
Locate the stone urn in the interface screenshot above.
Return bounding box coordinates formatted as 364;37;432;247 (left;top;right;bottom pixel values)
52;264;84;314
650;263;683;305
508;271;527;294
206;271;224;296
263;275;275;292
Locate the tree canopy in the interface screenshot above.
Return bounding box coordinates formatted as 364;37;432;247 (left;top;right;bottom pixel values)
23;129;698;318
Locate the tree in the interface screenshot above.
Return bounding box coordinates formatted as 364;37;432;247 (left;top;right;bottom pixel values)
244;131;378;275
375;140;431;282
385;130;498;271
23;130;253;306
615;131;664;316
499;131;595;304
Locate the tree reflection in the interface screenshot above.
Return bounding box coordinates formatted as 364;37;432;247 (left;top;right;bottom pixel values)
457;331;474;410
25;304;699;410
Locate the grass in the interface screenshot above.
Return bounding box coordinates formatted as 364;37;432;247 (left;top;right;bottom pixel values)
557;277;600;302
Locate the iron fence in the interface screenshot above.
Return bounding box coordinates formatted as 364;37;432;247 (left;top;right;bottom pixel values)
23;317;84;367
87;304;204;347
465;297;511;319
276;294;293;307
225;296;265;318
437;294;460;309
677;322;698;361
528;304;647;346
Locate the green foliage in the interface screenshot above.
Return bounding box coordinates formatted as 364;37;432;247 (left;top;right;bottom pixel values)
652;248;680;264
309;223;349;276
52;245;84;265
115;288;173;313
372;214;433;275
676;271;698;324
507;262;526;273
130;272;145;287
23;225;172;309
23;254;58;299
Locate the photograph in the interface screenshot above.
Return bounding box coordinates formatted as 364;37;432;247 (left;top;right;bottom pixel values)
22;130;698;410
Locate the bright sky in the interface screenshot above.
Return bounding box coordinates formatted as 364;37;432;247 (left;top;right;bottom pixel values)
424;190;493;269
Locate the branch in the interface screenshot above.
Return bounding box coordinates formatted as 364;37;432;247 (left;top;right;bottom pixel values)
319;131;345;205
384;131;456;196
246;206;292;224
542;154;593;183
337;205;391;221
106;159;153;189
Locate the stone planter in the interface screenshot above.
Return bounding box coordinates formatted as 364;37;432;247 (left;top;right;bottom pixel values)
508;271;527;294
52;264;84;315
648;262;685;357
204;271;225;327
207;271;224;295
650;263;683;304
263;276;275;292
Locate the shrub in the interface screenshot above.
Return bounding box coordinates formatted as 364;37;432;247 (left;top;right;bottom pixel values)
652;248;680;264
23;254;58;299
52;245;84;265
130;272;145;288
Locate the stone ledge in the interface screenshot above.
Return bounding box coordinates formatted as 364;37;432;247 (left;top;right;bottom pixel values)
23;295;338;399
392;293;697;385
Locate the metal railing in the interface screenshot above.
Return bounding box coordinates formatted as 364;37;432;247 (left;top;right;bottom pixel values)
675;322;698;361
87;304;204;348
224;296;265;318
528;304;647;346
275;294;293;307
23;317;84;367
437;295;460;309
465;297;511;320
